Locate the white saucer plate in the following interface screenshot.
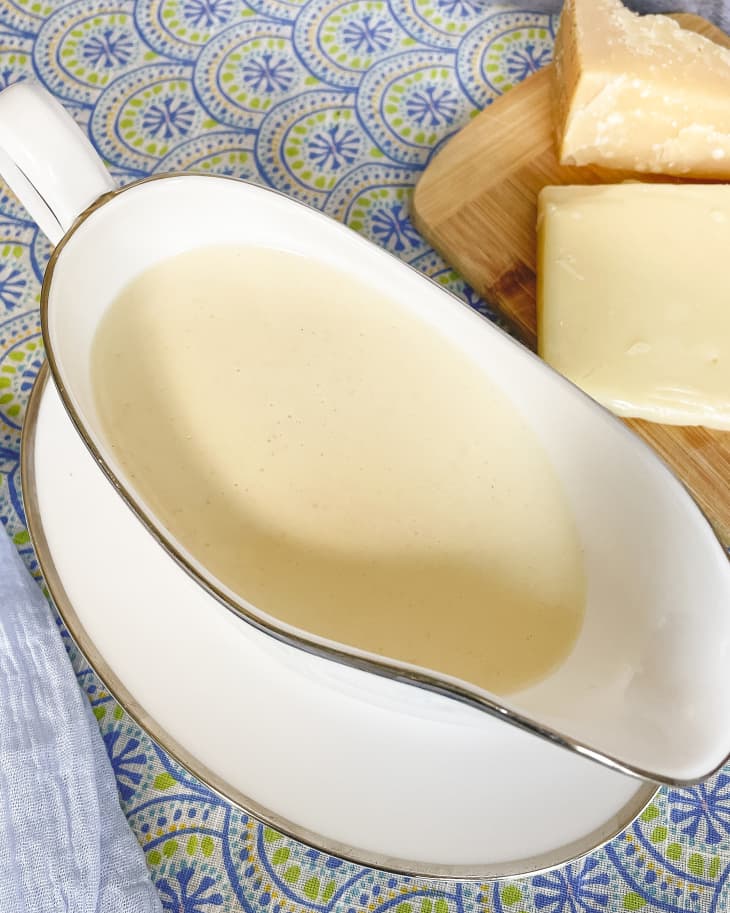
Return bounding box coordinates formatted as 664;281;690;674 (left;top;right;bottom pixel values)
21;365;657;879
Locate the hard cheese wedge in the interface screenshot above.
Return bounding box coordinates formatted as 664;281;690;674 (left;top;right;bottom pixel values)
554;0;730;176
537;184;730;430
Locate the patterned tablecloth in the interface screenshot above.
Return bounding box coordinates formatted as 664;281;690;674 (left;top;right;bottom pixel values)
0;0;729;910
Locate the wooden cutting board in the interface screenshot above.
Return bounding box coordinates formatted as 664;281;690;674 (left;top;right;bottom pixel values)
412;13;730;548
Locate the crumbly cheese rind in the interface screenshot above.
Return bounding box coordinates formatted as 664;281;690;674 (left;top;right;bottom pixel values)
537;183;730;430
554;0;730;177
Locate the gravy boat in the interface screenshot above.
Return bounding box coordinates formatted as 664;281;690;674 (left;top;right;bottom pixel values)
4;80;729;786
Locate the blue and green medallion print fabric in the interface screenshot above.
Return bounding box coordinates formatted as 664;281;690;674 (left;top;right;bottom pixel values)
0;1;730;910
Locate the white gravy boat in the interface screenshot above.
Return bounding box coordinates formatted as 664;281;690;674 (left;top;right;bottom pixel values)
3;80;729;786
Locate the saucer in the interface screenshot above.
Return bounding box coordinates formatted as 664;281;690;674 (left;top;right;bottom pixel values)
22;364;657;878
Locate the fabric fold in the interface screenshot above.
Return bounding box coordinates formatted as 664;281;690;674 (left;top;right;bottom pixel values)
0;530;161;913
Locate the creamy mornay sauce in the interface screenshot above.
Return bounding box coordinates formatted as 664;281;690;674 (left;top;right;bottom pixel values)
92;245;585;695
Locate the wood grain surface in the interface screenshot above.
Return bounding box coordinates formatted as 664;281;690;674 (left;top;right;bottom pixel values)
412;13;730;547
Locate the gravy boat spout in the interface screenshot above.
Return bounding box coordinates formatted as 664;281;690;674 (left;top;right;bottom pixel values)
3;80;729;787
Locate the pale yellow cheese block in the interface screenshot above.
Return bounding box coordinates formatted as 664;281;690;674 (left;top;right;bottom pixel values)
554;0;730;176
537;183;730;430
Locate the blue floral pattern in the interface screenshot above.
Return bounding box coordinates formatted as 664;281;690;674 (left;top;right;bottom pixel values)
343;15;393;53
369;200;420;251
158;865;224;912
437;0;481;18
1;2;730;912
0;264;26;311
668;775;730;846
183;0;234;29
307;122;360;169
404;84;458;127
242;51;295;92
81;27;135;67
533;857;610;912
103;728;147;802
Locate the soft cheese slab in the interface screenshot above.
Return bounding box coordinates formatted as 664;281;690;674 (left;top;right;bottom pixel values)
537;184;730;430
554;0;730;176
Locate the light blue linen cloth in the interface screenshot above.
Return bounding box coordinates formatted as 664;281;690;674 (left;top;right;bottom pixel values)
0;529;162;913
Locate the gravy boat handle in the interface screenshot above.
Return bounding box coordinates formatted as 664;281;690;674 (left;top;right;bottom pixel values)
0;80;115;244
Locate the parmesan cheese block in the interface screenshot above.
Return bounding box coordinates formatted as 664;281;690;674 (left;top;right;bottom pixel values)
554;0;730;176
537;184;730;430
